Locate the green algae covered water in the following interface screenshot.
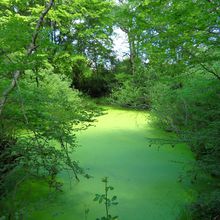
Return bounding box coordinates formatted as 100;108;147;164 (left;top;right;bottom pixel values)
16;107;195;220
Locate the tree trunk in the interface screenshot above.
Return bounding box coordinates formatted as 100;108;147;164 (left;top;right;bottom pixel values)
128;33;136;75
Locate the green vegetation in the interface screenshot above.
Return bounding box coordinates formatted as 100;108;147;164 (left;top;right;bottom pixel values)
93;177;119;220
0;0;219;219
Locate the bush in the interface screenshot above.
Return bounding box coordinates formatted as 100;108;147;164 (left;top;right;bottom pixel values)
0;69;100;217
109;71;151;109
150;72;220;219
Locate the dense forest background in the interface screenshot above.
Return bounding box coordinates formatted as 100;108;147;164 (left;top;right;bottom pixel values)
0;0;219;219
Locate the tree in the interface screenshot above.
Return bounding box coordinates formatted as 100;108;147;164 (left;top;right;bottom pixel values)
114;0;143;75
0;1;101;218
0;0;54;115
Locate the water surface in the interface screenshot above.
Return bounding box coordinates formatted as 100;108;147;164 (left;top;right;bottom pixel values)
22;108;194;220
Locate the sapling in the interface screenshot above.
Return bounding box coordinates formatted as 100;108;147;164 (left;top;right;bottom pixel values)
93;177;119;220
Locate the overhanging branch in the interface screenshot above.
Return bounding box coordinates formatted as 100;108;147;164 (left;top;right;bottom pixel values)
0;0;54;116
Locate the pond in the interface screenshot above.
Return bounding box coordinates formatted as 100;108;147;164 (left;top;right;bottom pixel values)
20;107;195;220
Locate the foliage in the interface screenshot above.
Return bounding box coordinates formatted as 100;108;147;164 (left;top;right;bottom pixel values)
190;190;220;220
0;0;101;216
109;68;151;109
149;53;220;219
94;177;119;220
0;0;220;218
151;72;220;170
0;70;100;217
112;0;220;218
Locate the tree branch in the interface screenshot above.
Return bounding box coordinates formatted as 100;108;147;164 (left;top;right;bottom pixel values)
200;63;220;81
0;0;54;116
0;70;20;115
27;0;54;55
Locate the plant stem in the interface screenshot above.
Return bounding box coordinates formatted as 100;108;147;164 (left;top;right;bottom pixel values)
104;178;109;218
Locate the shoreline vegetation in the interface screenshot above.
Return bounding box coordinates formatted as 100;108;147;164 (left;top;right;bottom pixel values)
0;0;219;219
2;107;195;220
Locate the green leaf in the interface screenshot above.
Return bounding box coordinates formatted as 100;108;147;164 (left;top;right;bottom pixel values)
111;196;117;201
